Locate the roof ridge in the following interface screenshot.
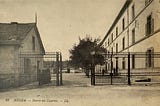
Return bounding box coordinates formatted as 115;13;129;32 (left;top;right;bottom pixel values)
0;22;36;25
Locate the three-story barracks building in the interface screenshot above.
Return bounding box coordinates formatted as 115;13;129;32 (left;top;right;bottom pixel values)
100;0;160;73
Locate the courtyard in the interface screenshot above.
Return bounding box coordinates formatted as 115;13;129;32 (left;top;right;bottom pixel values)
0;72;159;106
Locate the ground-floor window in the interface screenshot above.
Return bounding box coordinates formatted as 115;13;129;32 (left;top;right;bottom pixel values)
146;48;154;68
122;57;125;69
132;54;135;69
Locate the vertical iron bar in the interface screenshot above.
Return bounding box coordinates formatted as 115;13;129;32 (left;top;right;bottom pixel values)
60;52;63;85
56;52;59;86
128;52;131;85
111;54;113;85
116;57;118;76
91;54;95;85
93;54;95;85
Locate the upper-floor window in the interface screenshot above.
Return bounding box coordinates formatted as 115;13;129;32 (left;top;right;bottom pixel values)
132;28;135;44
116;43;118;53
145;0;152;6
116;27;118;37
105;42;107;47
108;38;110;46
111;33;113;42
122;37;125;50
132;5;135;20
146;14;154;35
122;18;125;30
32;36;35;51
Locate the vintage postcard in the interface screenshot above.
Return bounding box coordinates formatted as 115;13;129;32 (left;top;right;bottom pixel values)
0;0;160;106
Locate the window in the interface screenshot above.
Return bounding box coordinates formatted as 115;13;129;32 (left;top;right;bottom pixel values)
105;42;107;47
132;54;135;69
116;58;118;73
116;27;118;37
32;36;35;51
146;48;154;68
108;39;110;46
145;0;152;6
146;14;154;35
132;28;135;44
122;37;125;50
116;43;118;53
122;57;125;69
111;33;113;42
132;5;135;20
122;18;125;30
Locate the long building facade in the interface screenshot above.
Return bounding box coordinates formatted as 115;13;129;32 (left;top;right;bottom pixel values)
101;0;160;73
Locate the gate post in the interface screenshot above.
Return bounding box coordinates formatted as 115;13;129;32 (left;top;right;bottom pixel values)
91;52;95;85
128;52;131;85
91;65;95;85
56;52;59;86
60;52;63;85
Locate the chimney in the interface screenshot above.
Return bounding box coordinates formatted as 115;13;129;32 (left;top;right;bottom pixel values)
10;22;18;37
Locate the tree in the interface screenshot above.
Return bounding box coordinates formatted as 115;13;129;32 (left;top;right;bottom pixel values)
69;36;106;76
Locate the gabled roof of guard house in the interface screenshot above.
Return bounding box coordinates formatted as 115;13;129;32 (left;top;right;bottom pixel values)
0;22;45;54
99;0;132;46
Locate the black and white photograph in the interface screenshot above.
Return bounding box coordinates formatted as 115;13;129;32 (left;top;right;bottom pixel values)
0;0;160;106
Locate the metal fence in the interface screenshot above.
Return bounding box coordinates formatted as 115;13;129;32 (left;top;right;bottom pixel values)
92;52;160;85
0;52;63;89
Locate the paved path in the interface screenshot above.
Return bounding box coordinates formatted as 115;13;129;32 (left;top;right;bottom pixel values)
0;72;160;106
62;73;91;87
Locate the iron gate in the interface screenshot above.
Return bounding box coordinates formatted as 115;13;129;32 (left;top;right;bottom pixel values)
18;52;63;86
0;52;63;89
91;52;160;85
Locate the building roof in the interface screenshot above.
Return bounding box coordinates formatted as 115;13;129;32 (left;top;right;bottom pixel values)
0;22;45;53
99;0;132;46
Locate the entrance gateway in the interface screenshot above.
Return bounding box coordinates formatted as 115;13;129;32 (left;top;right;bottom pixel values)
18;52;63;86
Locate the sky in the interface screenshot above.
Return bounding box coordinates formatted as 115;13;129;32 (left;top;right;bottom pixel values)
0;0;125;60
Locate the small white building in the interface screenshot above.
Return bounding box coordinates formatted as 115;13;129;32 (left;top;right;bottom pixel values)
0;22;45;88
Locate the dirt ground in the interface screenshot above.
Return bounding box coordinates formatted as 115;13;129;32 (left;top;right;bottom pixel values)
0;72;160;106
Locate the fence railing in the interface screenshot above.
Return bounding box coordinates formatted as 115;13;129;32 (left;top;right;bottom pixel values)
91;52;160;85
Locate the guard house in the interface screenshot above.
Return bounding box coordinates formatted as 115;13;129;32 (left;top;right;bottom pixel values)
0;22;45;88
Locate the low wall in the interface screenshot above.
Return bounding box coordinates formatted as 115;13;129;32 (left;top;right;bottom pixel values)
0;74;37;89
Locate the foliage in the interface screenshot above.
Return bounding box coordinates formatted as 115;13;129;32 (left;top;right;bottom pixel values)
69;36;106;69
